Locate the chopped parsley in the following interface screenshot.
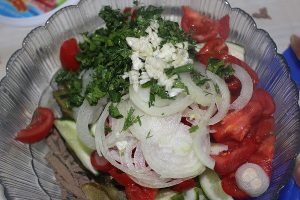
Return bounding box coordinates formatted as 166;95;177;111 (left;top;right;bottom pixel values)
207;58;234;79
108;103;123;119
144;80;174;107
189;125;199;133
191;70;210;87
164;64;194;77
122;107;142;131
55;5;196;112
146;131;153;139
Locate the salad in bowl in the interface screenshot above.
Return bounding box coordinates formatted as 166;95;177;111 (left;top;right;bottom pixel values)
2;0;299;200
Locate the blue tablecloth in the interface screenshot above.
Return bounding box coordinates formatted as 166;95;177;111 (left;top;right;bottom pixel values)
278;47;300;199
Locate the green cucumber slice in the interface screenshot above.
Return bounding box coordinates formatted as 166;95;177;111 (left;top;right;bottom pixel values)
199;170;233;200
54;120;98;175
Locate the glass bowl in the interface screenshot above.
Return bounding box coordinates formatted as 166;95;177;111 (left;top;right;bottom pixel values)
0;0;299;199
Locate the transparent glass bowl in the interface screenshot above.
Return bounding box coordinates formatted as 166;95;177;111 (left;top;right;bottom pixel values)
0;0;299;199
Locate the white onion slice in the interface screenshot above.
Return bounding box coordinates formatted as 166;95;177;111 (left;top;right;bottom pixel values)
76;99;106;150
192;127;215;169
206;71;230;125
129;86;193;116
210;143;229;155
180;72;212;106
141;123;206;179
230;65;253;110
39;85;62;118
95;104;186;188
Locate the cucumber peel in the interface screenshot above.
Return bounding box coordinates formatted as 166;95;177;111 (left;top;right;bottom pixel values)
199;169;233;200
54;120;98;175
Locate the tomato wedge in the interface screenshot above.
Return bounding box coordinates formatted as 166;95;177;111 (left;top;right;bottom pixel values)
60;38;81;72
90;151;113;172
252;116;275;143
181;6;219;43
248;135;276;177
125;184;157;200
213;138;258;176
251;88;276;115
15;107;54;144
108;167;157;200
221;173;249;199
171;179;196;192
211;100;263;142
218;15;230;40
196;38;228;65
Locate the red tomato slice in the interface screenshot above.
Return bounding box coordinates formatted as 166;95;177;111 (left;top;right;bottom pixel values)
196;38;228;65
123;7;137;21
248;135;276;177
218;15;230;40
212;138;258;176
125;184;157;200
60;38;80;72
90;151;113;172
221;173;249;199
108;168;135;186
171;179;196;192
225;55;259;85
225;75;241;96
211;100;263;142
251;88;276;115
253;116;275;143
15;107;54;144
181;6;219;43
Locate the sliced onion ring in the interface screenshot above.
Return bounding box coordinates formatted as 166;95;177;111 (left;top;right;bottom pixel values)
230;65;253;110
129;86;193;117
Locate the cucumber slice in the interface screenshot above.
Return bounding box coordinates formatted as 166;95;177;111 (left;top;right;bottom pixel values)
226;42;245;61
199;170;233;200
54;120;98;175
185;187;208;200
155;190;178;200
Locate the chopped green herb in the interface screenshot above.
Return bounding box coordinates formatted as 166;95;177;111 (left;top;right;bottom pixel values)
105;125;112;133
191;70;210;86
146;131;153;139
123;107;142;131
147;80;174;107
165;64;193;77
189;125;199;133
109;103;124;119
55;5;195;109
173;80;189;94
171;193;185;200
207;58;234;79
214;83;221;94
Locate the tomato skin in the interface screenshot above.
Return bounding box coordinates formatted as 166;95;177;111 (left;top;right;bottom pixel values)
248;135;276;177
123;7;137;21
90;151;113;172
221;173;249;199
108;168;135;186
108;167;157;200
213;138;258;176
218;15;230;40
15;107;54;144
60;38;80;72
196;38;228;65
252;116;275;143
181;6;219;43
125;184;157;200
251;88;276;115
171;179;196;192
225;75;241;96
211;100;263;142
